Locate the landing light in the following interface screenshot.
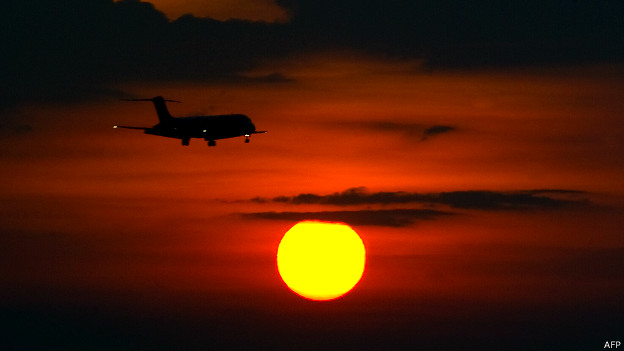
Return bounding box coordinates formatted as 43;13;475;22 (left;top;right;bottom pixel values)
113;126;118;128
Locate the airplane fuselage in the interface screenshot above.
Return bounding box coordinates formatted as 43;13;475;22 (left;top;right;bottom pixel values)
146;114;256;141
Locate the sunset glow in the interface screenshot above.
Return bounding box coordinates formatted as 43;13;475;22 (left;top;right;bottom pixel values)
3;1;623;350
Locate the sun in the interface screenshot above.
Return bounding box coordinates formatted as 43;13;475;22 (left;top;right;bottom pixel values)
276;220;366;301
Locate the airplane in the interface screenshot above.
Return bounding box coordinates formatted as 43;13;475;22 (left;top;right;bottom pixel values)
114;96;266;146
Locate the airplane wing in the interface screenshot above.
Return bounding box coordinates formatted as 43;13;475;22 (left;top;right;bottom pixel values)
113;125;150;130
252;131;268;134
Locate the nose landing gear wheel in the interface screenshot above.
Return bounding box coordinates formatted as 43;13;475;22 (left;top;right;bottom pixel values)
207;140;216;147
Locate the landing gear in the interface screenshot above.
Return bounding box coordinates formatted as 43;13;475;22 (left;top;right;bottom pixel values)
182;137;190;146
207;140;216;147
245;134;250;143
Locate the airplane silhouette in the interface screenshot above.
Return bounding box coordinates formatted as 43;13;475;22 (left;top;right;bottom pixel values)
114;96;266;146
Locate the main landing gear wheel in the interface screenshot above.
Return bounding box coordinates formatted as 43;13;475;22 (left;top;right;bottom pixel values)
182;137;190;146
207;140;216;147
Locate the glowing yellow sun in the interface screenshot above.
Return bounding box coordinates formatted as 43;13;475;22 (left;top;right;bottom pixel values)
276;221;366;301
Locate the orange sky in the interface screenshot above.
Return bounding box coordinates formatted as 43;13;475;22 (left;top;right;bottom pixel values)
5;55;624;196
1;53;623;349
3;1;624;348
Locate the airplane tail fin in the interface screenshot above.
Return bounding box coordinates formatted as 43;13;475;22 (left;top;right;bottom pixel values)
122;96;180;123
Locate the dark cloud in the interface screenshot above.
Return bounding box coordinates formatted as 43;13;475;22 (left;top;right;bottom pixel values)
422;125;455;140
3;0;297;111
269;187;424;205
256;187;589;210
243;187;590;227
242;208;450;227
436;190;588;210
278;0;624;68
4;0;623;112
330;121;456;142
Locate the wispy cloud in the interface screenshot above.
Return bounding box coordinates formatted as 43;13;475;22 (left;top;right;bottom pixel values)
242;208;451;227
422;125;455;141
243;187;590;227
327;121;457;142
251;187;589;211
